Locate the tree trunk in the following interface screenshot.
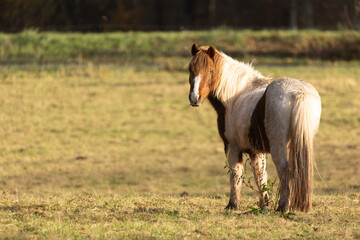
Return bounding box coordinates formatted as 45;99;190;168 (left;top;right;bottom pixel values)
290;0;297;29
209;0;216;27
305;0;314;28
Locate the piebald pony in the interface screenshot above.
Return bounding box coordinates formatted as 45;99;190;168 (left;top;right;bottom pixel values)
188;44;321;212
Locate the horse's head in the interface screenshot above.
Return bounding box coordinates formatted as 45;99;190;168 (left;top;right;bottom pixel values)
188;43;217;107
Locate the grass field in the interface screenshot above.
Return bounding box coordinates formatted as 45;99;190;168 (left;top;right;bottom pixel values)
0;30;360;239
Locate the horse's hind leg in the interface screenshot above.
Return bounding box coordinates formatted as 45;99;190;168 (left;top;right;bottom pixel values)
250;153;268;208
225;145;244;209
271;144;290;212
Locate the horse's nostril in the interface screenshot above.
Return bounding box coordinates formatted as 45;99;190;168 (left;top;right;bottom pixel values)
189;93;201;105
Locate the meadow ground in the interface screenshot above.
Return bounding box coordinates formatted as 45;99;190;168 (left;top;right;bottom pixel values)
0;62;359;239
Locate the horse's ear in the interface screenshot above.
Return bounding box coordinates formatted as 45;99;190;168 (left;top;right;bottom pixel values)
191;43;200;56
207;46;216;59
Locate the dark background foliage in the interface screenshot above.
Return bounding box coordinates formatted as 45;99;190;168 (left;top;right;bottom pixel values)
0;0;359;32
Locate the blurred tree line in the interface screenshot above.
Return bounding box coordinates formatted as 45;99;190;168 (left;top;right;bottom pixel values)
0;0;359;32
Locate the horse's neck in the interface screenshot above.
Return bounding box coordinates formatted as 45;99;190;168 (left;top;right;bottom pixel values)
214;53;268;108
208;93;225;115
208;93;228;153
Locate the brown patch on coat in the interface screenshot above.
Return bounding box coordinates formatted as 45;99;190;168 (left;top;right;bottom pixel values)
208;93;228;154
248;89;270;152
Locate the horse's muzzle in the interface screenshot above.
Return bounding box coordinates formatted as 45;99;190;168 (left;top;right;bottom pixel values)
189;93;201;107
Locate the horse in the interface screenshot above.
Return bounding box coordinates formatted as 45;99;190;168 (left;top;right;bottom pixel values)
187;43;321;212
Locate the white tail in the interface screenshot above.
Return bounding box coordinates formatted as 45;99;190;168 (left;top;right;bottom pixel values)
288;91;320;212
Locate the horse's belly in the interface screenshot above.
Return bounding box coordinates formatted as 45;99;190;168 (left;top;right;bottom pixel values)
225;119;255;151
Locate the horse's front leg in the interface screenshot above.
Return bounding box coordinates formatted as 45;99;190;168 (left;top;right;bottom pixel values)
250;153;269;208
225;146;244;209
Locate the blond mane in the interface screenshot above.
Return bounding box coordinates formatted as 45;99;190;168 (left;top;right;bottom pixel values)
215;52;269;105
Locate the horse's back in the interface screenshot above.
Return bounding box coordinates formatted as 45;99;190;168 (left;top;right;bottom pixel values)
267;77;320;99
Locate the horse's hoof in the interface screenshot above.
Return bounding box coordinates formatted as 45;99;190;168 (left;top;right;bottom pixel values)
225;201;239;210
275;206;288;213
258;200;270;209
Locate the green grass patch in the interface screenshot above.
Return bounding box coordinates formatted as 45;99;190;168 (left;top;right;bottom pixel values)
0;30;359;68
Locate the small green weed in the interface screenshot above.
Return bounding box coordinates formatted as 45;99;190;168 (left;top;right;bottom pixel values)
225;152;279;213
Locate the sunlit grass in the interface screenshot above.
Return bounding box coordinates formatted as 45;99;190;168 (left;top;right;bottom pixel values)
0;63;359;238
0;192;359;239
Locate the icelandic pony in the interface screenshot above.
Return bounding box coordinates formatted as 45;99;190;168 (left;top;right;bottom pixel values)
188;43;321;212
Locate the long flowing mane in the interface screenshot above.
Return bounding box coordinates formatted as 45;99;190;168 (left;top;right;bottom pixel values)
214;52;269;104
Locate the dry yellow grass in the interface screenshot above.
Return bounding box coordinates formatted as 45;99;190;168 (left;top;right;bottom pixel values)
0;64;359;238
